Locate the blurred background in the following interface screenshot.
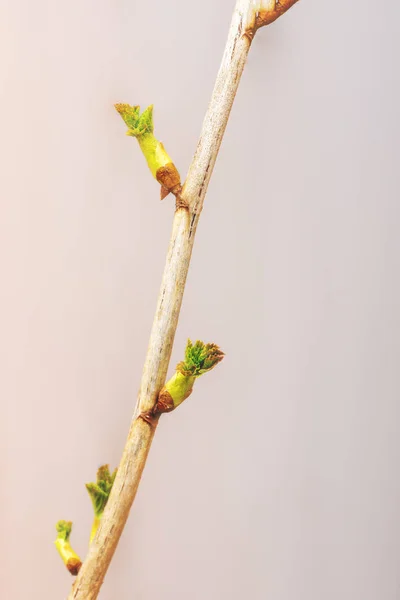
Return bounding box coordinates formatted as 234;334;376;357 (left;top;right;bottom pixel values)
1;0;399;598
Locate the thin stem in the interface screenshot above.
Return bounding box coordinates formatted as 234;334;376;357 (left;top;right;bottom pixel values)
68;1;300;598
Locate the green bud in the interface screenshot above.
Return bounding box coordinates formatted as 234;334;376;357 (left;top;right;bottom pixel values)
157;340;224;412
86;465;117;542
115;103;181;198
177;340;225;377
54;521;82;576
115;103;153;136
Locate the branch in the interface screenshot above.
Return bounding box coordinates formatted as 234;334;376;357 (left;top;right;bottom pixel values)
68;1;300;598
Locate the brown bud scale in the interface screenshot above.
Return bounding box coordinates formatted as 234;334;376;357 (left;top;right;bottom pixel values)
156;163;181;197
67;558;82;576
155;389;175;413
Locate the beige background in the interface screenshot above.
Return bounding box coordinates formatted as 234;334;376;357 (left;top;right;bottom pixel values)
1;0;400;598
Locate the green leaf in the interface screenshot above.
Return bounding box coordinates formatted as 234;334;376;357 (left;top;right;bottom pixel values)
176;340;224;377
115;103;154;136
86;465;117;518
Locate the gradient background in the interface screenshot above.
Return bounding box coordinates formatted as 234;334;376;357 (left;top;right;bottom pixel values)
1;1;399;598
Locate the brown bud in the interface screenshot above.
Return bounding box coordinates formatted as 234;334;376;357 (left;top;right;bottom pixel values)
67;558;82;576
155;388;175;413
156;162;181;198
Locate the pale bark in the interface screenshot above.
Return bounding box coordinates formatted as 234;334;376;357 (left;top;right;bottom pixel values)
68;1;300;598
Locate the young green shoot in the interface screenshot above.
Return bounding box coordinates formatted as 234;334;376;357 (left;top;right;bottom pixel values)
115;103;181;199
86;465;117;543
156;340;225;413
55;520;82;576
